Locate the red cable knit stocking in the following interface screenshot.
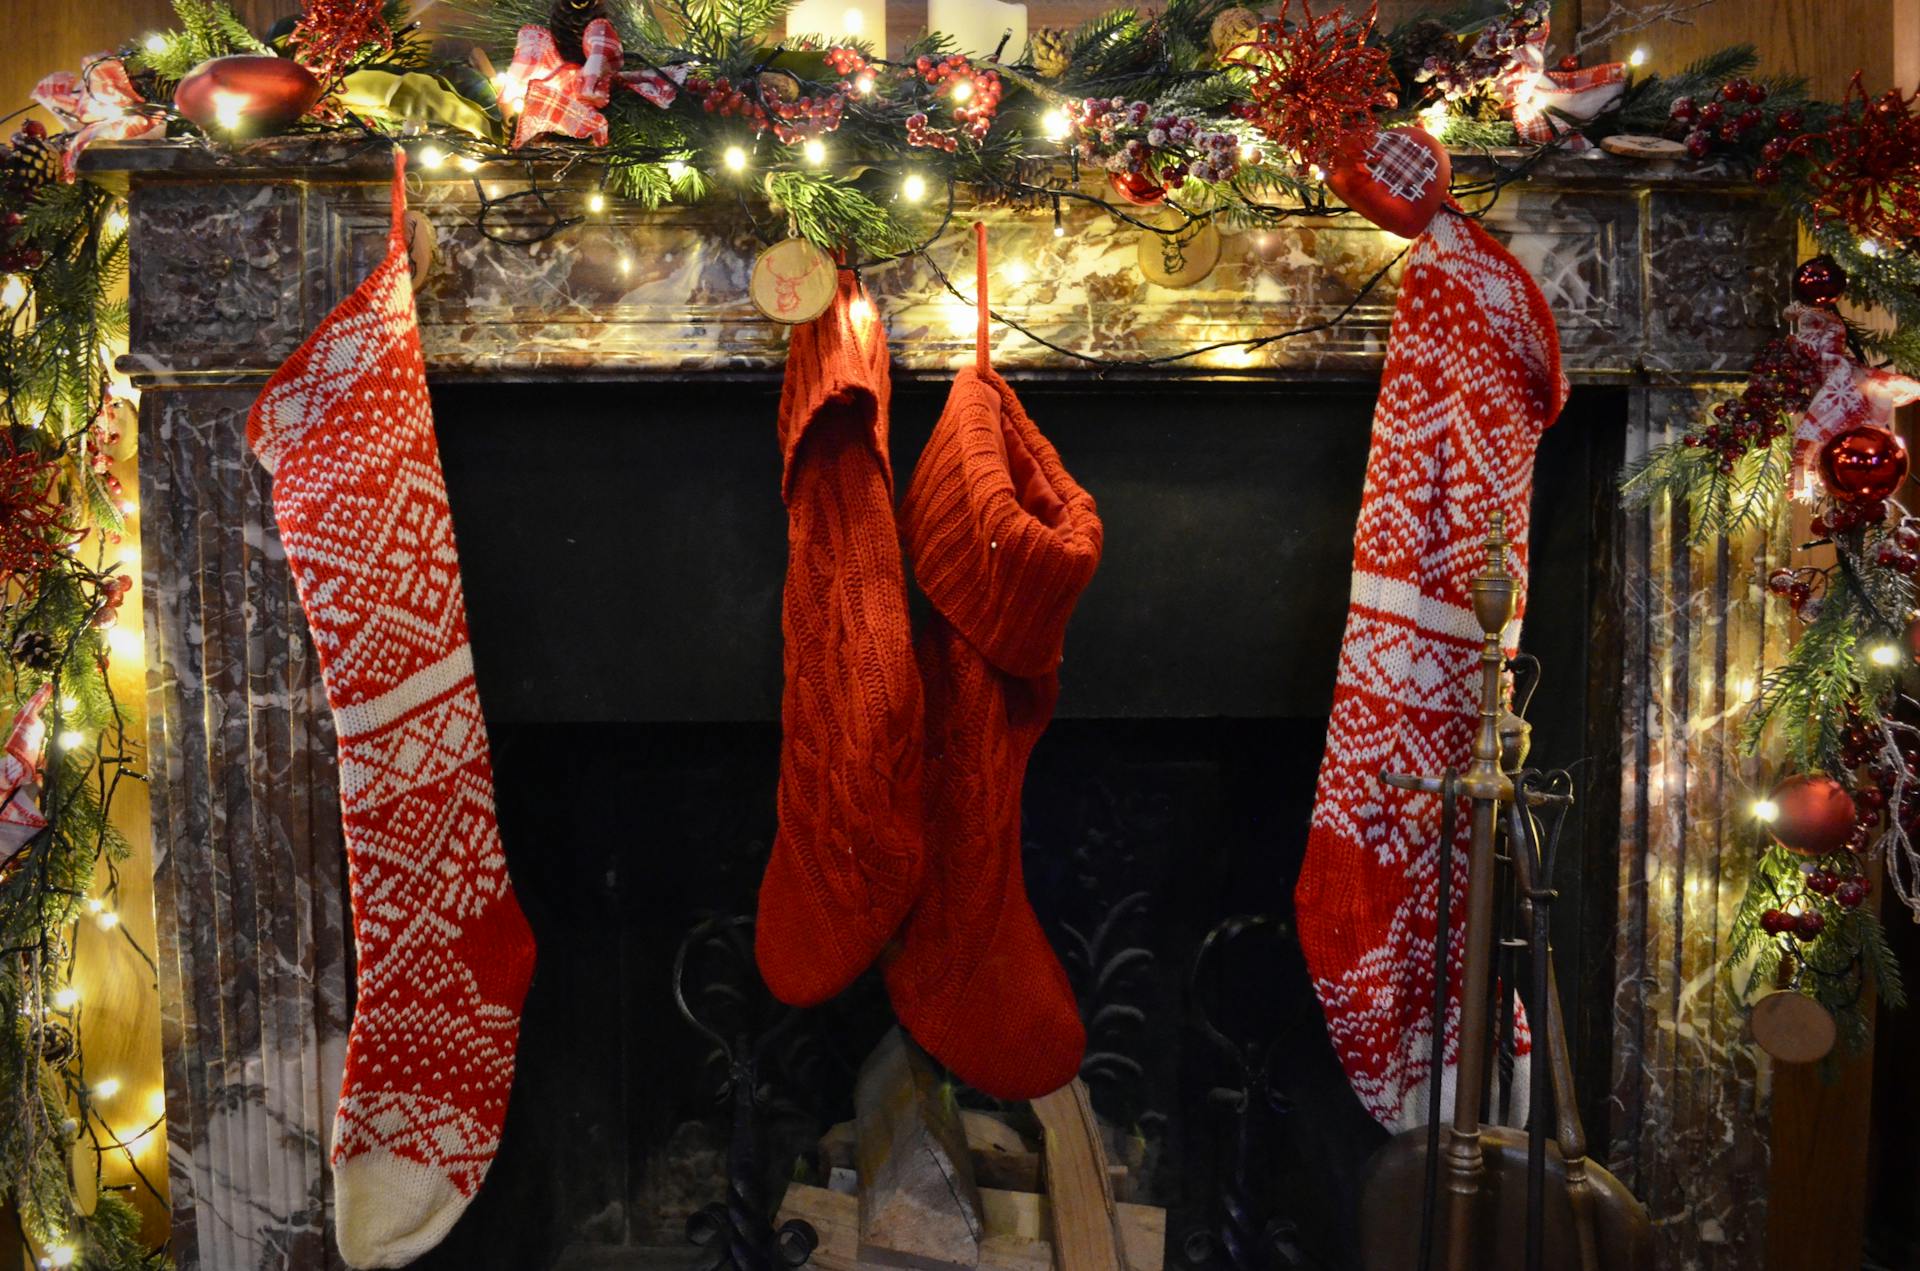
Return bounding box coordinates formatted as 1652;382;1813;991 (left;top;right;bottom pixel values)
885;225;1104;1100
1296;209;1566;1129
248;151;535;1268
755;271;927;1007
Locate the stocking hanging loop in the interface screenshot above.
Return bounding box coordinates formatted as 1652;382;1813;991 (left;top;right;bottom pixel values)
973;220;990;373
389;146;410;255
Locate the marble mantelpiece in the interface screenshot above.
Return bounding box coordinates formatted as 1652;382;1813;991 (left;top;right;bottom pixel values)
94;137;1790;1271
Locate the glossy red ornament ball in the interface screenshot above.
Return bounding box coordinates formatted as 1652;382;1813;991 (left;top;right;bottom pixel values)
1819;426;1910;505
1768;773;1858;856
1107;169;1166;207
1792;255;1848;308
174;55;323;137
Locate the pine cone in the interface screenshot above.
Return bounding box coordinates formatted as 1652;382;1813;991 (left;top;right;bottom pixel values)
548;0;606;64
1210;8;1261;60
972;158;1051;211
41;1022;74;1065
1030;27;1071;79
4;129;58;196
9;629;58;673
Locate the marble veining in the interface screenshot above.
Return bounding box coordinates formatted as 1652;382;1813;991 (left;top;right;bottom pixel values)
99;138;1793;1270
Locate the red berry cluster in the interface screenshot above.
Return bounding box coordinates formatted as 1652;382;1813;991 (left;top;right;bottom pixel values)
1681;335;1821;472
911;55;1003;143
823;46;869;78
1766;566;1824;619
93;573;132;631
1666;79;1797;170
686;73;774;130
0;210;43;275
1838;701;1920;848
1810;498;1900;539
768;91;848;144
1758;906;1829;939
1873;517;1920;574
906;112;958;152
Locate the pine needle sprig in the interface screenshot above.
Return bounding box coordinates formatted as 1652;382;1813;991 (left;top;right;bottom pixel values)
1619;428;1792;544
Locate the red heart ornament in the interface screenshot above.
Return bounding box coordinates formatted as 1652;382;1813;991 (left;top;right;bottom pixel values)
1326;126;1450;239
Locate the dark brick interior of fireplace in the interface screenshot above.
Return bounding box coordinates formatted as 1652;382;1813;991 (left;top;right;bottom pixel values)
395;379;1628;1270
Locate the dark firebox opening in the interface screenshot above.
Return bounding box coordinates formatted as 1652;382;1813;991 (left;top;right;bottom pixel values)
404;381;1627;1270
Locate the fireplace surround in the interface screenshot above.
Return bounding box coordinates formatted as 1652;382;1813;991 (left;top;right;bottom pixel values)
95;138;1793;1270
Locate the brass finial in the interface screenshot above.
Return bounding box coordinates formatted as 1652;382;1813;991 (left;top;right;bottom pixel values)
1471;510;1518;640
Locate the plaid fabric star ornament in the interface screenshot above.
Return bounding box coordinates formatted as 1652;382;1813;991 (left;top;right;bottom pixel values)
1503;25;1624;146
1791;303;1920;476
500;20;679;148
32;56;165;180
0;684;52;864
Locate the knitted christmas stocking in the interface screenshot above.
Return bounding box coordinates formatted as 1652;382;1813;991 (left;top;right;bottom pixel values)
1296;209;1566;1129
885;225;1104;1100
248;151;536;1269
754;270;927;1007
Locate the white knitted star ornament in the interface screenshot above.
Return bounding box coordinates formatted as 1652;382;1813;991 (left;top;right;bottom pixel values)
1296;208;1567;1130
248;151;536;1268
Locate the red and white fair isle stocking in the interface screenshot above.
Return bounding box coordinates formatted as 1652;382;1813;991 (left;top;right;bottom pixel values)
1296;208;1566;1129
249;151;535;1269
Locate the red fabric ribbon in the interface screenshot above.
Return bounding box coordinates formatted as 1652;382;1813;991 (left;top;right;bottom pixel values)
500;20;681;148
32;57;165;181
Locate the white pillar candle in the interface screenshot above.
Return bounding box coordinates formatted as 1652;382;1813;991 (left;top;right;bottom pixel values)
786;0;887;49
927;0;1028;62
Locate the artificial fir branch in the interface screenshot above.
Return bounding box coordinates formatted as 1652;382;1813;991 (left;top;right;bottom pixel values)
1619;429;1790;543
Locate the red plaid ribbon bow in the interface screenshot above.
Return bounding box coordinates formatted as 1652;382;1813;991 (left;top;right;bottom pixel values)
499;20;681;148
0;684;51;865
1791;303;1920;479
32;56;165;180
1502;26;1625;147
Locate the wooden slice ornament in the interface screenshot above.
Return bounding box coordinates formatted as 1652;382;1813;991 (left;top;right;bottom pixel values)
1137;213;1221;289
1750;988;1837;1063
751;236;837;324
403;209;437;293
1600;133;1687;159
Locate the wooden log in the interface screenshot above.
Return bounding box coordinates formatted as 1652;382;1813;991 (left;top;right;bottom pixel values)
854;1028;985;1269
777;1183;1165;1271
1031;1079;1128;1271
826;1110;1045;1194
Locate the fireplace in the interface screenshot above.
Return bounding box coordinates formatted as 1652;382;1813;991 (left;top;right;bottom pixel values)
103;138;1790;1270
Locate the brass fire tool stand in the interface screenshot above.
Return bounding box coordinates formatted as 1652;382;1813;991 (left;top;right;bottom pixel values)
1356;513;1651;1271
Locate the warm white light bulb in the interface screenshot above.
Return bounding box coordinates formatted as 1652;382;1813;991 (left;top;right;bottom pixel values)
85;898;104;915
848;296;874;325
58;696;77;713
723;145;748;172
48;1245;76;1269
618;255;632;276
1042;109;1070;141
0;276;26;310
854;72;875;96
96;910;119;931
586;190;607;214
147;1089;167;1119
1753;799;1780;823
1871;642;1902;667
104;207;129;236
91;1077;121;1099
457;156;482;173
56;730;85;751
803;138;826;165
418;145;446;170
841;7;863;34
666;161;689;181
1861;239;1886;257
1629;47;1648;68
52;987;79;1010
144;33;168;54
901;173;927;202
950;79;974;103
1053;223;1065;238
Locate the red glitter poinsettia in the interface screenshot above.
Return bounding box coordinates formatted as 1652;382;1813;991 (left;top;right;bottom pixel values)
287;0;394;86
1792;74;1920;248
0;443;66;596
1226;0;1398;170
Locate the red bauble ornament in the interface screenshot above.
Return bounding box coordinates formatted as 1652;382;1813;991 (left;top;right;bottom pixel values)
1107;169;1166;206
173;56;323;137
1792;255;1848;308
1768;773;1857;856
1819;426;1910;505
1326;126;1450;239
